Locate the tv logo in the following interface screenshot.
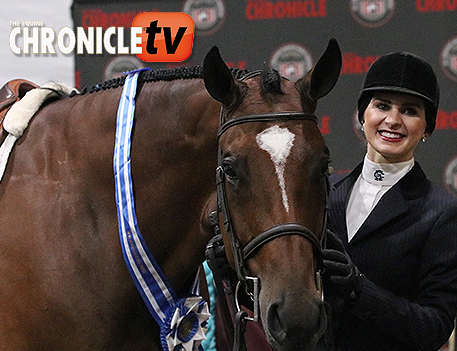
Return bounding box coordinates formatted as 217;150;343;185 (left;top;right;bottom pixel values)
132;12;194;62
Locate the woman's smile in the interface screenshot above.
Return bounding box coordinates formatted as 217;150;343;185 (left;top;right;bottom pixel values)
378;130;406;142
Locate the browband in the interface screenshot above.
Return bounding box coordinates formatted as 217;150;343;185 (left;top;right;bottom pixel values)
217;111;318;139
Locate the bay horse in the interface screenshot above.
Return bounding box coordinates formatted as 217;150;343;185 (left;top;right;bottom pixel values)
0;39;341;351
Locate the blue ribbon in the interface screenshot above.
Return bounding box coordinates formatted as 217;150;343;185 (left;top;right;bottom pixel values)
113;69;208;351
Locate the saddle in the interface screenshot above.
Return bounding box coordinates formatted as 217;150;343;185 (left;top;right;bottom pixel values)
0;79;38;142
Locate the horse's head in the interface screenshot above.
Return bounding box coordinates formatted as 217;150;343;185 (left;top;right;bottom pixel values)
203;39;341;351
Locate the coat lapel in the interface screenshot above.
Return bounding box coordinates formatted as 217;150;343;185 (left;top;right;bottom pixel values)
350;184;408;244
350;163;427;245
329;163;362;247
330;162;427;246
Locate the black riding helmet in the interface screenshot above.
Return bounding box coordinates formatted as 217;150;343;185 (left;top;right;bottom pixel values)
357;52;440;134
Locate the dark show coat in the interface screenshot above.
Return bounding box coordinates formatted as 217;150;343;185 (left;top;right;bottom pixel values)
327;162;457;351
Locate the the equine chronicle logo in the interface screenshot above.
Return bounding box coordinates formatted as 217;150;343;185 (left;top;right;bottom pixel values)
444;156;457;196
350;0;395;27
441;36;457;82
10;21;144;56
270;44;313;81
183;0;225;34
9;13;195;63
373;169;385;181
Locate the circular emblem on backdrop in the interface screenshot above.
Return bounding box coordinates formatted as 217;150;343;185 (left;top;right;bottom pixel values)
441;36;457;82
183;0;225;35
270;44;313;81
350;0;395;28
103;56;144;81
444;156;457;196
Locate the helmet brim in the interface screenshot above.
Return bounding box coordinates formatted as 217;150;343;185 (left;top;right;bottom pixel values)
362;85;435;105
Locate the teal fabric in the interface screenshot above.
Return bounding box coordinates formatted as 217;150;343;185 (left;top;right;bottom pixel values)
201;261;217;351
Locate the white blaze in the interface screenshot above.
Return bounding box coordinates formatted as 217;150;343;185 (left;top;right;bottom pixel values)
256;125;295;213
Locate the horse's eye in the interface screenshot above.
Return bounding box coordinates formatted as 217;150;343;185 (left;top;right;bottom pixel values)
222;161;237;180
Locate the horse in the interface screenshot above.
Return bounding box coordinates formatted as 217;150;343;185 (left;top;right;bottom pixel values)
0;38;341;351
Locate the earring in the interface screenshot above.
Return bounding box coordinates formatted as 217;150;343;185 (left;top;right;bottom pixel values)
360;126;364;132
422;135;427;143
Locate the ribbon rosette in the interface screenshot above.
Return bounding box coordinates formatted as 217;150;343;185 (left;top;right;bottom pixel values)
163;296;210;351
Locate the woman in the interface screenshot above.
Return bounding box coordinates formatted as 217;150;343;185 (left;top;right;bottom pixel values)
322;52;457;350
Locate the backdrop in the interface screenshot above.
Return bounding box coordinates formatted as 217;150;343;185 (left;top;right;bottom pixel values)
72;0;457;196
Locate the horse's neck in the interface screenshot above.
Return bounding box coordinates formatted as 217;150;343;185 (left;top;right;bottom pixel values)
14;80;219;291
125;80;220;292
0;80;220;349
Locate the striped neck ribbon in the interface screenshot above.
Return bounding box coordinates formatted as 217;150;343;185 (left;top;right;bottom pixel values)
113;69;209;351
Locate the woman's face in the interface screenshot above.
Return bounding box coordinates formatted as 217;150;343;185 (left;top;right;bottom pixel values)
362;92;428;163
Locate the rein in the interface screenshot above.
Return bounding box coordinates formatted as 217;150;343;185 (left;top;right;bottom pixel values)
215;108;329;350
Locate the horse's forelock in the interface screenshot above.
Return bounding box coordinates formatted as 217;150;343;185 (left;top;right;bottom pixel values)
260;68;284;95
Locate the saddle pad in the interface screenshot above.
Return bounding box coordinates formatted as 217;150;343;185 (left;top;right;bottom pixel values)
0;82;75;181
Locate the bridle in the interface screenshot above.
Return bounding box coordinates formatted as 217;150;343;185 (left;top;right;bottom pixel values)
215;108;329;324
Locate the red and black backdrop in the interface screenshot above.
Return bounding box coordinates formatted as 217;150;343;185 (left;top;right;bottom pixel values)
72;0;457;195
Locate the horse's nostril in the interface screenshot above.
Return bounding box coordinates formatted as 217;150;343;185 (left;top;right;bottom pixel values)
267;302;287;343
266;298;327;350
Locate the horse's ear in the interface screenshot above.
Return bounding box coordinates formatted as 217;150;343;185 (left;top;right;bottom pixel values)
203;46;238;106
297;38;342;101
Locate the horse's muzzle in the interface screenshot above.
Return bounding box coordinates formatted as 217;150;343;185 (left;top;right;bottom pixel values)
265;292;327;351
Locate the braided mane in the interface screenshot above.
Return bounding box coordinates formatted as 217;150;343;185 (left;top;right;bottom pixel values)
70;65;250;97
